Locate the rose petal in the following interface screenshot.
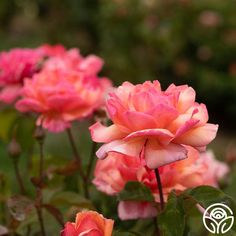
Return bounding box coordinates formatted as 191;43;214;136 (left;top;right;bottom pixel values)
96;139;145;159
90;122;126;143
144;141;187;169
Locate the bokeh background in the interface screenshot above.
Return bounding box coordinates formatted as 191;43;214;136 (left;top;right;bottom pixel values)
0;0;236;235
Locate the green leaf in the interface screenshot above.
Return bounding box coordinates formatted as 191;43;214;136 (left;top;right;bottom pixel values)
158;191;185;236
118;181;155;202
183;185;236;232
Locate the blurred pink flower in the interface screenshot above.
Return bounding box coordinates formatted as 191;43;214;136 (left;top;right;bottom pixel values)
93;148;229;220
0;45;67;104
16;68;111;132
90;81;218;169
0;48;43;103
61;211;114;236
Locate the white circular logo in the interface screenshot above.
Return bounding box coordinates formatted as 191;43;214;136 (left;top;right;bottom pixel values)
203;203;234;234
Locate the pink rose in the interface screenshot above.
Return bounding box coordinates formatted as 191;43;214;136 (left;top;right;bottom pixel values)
90;81;218;169
0;45;67;104
43;48;104;77
16;68;111;132
0;48;43;103
61;211;114;236
93;148;229;220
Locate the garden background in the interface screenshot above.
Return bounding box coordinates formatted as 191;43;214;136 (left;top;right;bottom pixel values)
0;0;236;235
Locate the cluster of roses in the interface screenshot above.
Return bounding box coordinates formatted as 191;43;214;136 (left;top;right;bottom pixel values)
0;45;229;236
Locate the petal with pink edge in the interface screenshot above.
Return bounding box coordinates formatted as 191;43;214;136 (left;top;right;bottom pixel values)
144;140;187;169
124;128;174;146
118;201;157;220
89;122;126;143
173;123;218;147
96;139;145;159
122;111;157;131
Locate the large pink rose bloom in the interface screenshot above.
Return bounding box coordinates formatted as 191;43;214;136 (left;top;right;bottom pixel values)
93;148;229;220
0;45;67;104
90;81;218;169
16;68;111;132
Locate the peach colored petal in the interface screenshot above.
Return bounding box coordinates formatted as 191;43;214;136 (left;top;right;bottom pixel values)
96;139;145;159
124;128;174;145
122;111;157;131
144;141;187;169
89;122;126;143
173;123;218;147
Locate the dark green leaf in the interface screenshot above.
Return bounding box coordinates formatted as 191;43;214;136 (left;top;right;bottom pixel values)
118;181;155;202
183;185;236;232
158;191;185;236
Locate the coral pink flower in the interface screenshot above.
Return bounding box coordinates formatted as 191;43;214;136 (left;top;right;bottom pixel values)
90;81;218;169
0;45;67;104
61;211;114;236
16;69;111;132
93;148;228;220
0;48;44;103
43;48;104;77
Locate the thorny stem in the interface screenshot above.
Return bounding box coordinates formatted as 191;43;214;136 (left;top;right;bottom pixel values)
34;129;46;236
155;168;165;211
66;128;89;198
12;159;26;195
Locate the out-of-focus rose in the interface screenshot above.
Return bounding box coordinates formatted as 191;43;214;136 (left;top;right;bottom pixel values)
0;48;43;103
16;69;111;132
93;148;229;220
61;211;114;236
90;81;218;169
0;45;67;104
43;48;104;78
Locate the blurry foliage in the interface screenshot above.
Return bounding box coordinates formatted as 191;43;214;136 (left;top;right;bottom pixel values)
0;0;235;129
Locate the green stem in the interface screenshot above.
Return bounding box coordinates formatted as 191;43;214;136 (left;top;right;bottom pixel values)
66;128;89;198
86;142;97;182
35;132;46;236
12;159;26;195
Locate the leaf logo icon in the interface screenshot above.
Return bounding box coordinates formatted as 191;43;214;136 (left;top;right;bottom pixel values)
203;203;234;234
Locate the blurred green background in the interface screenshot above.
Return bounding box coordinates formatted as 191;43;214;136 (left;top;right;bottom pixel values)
0;0;236;235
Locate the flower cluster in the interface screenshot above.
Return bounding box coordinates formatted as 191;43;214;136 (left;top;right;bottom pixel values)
93;148;228;220
0;45;65;104
0;45;112;132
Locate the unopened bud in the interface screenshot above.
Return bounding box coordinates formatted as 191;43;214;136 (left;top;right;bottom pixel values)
34;126;45;142
8;139;21;159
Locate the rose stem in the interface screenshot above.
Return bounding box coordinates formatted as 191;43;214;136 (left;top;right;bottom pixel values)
154;168;164;211
66;128;89;198
12;158;26;195
86;141;97;182
34;127;46;236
